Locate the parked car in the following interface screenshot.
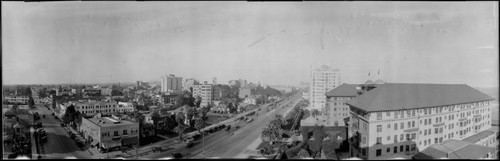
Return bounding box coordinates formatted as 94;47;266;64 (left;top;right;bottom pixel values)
152;146;163;152
171;152;183;159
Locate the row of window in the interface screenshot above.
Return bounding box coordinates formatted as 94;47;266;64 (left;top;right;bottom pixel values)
375;144;416;157
377;120;417;132
375;101;490;120
101;128;138;137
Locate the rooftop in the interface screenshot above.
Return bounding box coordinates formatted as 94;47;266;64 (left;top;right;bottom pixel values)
462;128;496;143
325;83;362;97
85;116;138;128
412;139;495;159
346;83;495;112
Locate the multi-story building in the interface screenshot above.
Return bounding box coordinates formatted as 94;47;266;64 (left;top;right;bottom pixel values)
80;115;139;150
193;82;213;107
66;100;119;116
182;78;199;92
324;83;364;127
212;84;231;101
117;102;135;113
346;83;495;159
161;74;183;93
309;65;341;110
3;95;29;104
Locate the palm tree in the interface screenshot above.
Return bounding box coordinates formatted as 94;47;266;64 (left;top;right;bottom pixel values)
173;123;187;140
269;114;286;130
261;124;282;145
194;118;205;133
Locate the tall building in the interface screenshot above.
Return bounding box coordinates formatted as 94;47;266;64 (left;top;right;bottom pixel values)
212;77;217;85
309;65;341;110
161;74;183;93
346;83;495;159
193;82;213;107
182;78;199;92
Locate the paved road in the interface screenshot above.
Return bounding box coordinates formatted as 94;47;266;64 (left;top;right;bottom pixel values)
32;104;91;159
143;93;302;159
192;94;303;158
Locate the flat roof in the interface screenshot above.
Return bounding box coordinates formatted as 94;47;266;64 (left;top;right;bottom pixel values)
462;129;495;143
84;117;138;128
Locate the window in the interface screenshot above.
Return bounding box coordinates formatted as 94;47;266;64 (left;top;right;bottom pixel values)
387;136;391;141
395;112;398;118
376;149;382;156
362;136;366;144
123;129;128;135
388;124;391;129
376;137;382;144
435;138;438;144
406;145;410;152
424;119;427;125
424;130;427;135
387;148;391;153
386;112;391;117
411;133;416;139
400;145;404;152
435;128;438;134
406;134;410;140
394;135;398;143
400;134;404;141
429;118;432;124
439;137;443;143
377;112;382;120
394;147;398;153
401;122;404;129
412;121;415;128
377;125;382;132
424;140;427;146
408;121;411;128
395;123;398;130
114;131;119;136
361;149;366;156
439;127;443;133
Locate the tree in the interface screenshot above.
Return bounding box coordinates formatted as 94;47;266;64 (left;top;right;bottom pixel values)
151;111;161;129
311;109;320;118
62;104;77;124
200;106;210;119
297;148;311;159
195;96;202;108
173;123;187;140
269;114;287;130
194;118;205;133
160;107;169;116
261;124;283;145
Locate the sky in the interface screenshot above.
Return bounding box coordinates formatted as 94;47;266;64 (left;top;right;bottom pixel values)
2;2;498;87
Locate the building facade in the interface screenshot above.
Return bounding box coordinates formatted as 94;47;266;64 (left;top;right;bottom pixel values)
193;83;213;107
309;65;341;110
161;74;183;93
3;95;29;104
80;116;139;150
67;100;119;116
117;102;135;113
239;87;252;99
346;83;495;160
182;78;199;92
324;84;362;127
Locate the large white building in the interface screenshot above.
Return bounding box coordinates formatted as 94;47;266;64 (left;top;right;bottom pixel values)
346;83;495;159
193;82;213;107
59;100;119;117
3;95;30;104
117;102;135;113
309;65;341;110
160;74;183;93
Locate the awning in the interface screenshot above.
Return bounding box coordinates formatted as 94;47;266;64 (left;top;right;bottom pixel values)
102;140;121;149
121;137;139;146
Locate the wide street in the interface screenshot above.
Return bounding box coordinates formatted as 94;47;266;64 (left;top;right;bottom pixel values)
30;104;91;159
143;93;302;159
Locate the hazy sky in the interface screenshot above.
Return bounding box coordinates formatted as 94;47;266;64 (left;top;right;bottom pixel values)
2;2;498;87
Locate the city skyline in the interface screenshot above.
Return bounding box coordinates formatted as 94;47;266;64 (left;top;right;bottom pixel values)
2;2;498;87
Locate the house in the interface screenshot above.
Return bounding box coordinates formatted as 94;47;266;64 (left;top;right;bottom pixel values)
80;115;139;150
244;95;257;105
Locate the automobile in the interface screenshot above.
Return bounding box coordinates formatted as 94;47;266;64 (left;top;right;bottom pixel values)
152;146;163;152
246;118;253;123
171;152;183;159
